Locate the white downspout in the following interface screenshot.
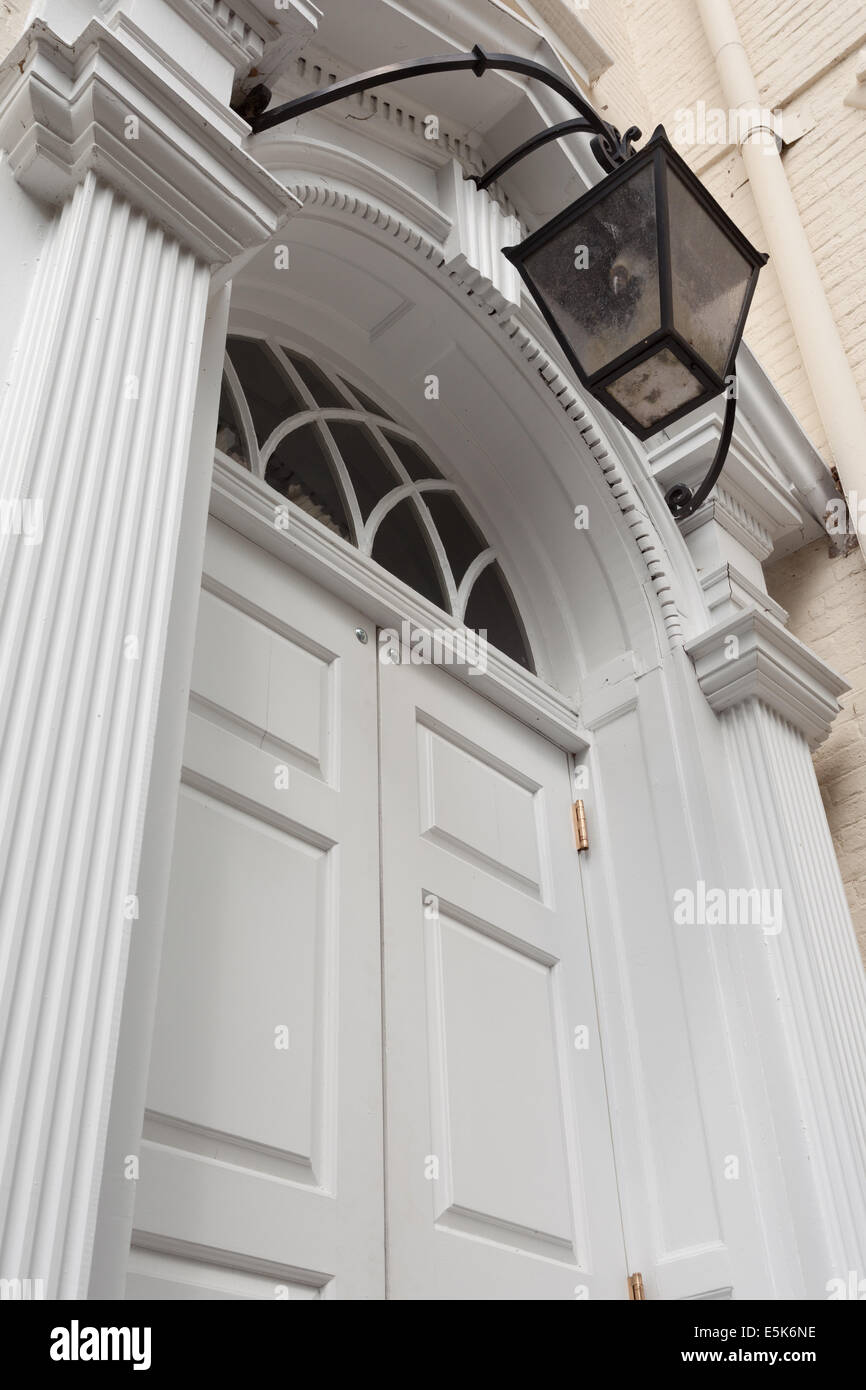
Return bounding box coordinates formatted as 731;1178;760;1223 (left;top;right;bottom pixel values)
694;0;866;561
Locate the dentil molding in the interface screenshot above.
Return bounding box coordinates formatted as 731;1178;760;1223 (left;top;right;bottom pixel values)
162;0;266;70
686;606;848;748
0;19;298;264
168;0;318;74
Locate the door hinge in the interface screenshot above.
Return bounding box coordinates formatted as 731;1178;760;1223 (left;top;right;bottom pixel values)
628;1272;646;1300
572;799;588;852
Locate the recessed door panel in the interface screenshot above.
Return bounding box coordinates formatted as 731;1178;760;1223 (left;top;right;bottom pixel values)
132;520;625;1300
130;518;384;1300
380;656;625;1299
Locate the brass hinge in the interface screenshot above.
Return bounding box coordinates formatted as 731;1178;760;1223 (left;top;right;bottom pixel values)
628;1272;646;1300
572;799;588;852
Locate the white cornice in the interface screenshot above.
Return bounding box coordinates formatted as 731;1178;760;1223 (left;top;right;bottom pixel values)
264;44;495;187
162;0;265;69
109;0;318;79
686;607;848;748
735;342;836;526
647;404;806;544
0;20;298;264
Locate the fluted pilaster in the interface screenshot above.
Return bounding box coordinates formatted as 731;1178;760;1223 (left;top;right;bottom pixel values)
0;173;210;1295
0;15;294;1296
723;700;866;1281
688;608;866;1290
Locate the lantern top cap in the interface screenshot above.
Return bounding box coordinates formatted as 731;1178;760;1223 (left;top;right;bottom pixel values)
504;125;769;273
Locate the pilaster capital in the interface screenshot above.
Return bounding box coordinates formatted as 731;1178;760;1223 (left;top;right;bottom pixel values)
0;19;298;264
685;607;849;748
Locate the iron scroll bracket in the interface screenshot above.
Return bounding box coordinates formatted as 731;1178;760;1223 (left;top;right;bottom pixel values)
664;387;738;520
249;45;640;175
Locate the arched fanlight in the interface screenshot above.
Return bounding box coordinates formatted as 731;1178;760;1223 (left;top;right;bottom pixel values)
216;336;536;672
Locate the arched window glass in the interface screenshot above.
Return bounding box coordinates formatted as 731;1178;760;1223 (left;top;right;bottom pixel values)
371;498;448;610
214;335;535;672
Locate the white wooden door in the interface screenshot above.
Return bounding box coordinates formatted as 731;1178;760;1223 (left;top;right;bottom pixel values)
128;518;385;1299
379;655;626;1299
131;522;626;1300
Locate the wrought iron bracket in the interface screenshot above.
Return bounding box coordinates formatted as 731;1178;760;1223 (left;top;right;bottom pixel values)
473;118;643;189
249;44;640;175
665;387;738;520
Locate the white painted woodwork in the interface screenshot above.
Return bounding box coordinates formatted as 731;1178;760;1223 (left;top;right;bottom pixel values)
686;607;848;749
723;699;866;1290
707;642;866;1296
130;518;385;1300
0;19;294;263
207;455;587;752
0;173;211;1298
3;0;862;1306
0;9;292;1299
438;161;523;312
131;515;628;1299
88;282;234;1301
379;656;625;1299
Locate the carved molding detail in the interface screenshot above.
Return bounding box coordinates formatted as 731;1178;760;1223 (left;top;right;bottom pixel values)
160;0;318;75
0;20;297;264
266;45;521;213
678;486;775;561
172;0;265;66
282;174;688;652
686;607;848;749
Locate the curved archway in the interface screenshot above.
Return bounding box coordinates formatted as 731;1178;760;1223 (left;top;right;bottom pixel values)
229;145;709;694
217;332;535;670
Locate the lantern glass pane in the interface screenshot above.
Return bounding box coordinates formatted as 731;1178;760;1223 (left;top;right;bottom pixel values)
606;347;704;430
666;167;754;377
520;162;661;377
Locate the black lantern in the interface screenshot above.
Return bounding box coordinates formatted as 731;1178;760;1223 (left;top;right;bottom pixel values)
250;54;769;512
503;127;769;440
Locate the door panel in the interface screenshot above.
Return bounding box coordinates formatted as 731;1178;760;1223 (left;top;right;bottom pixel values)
380;656;625;1299
129;518;384;1300
132;520;626;1300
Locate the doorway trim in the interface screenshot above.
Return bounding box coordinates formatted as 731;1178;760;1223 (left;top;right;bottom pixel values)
92;175;813;1305
210;452;588;753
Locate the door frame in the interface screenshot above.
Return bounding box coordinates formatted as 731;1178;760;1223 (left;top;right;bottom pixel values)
92;257;790;1302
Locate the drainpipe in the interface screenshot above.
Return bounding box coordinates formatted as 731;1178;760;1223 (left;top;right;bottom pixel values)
694;0;866;562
